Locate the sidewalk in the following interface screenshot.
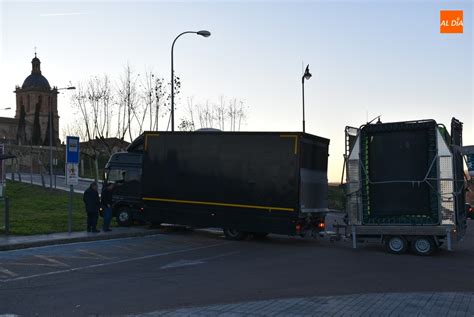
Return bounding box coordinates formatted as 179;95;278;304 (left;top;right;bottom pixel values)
0;226;161;251
134;292;474;316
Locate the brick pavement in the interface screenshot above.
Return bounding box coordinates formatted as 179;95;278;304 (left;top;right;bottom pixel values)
134;292;474;316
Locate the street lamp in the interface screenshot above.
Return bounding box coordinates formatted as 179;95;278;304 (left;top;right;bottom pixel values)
301;64;312;133
0;107;11;111
48;86;76;189
171;30;211;131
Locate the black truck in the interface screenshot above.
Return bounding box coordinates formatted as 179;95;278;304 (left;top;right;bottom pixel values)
104;147;143;226
104;131;330;238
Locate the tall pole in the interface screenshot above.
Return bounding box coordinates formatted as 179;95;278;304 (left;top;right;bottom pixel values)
171;39;176;132
302;77;306;133
49;98;53;189
68;184;73;233
171;30;210;132
301;64;311;133
171;32;194;132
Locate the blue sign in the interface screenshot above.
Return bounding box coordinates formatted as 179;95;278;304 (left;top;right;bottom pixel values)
66;136;80;164
467;154;474;173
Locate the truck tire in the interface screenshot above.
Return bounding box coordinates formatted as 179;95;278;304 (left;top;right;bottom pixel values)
412;236;436;256
223;228;248;241
385;236;408;254
116;206;133;227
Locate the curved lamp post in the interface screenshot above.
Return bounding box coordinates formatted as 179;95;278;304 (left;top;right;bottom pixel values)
171;30;211;131
301;65;312;133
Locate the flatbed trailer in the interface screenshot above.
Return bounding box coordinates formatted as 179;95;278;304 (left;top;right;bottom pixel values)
342;118;468;255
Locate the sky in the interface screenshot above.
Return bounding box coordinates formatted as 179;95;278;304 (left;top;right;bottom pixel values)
0;0;472;182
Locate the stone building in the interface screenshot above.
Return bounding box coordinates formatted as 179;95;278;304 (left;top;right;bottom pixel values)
4;54;60;145
0;117;18;144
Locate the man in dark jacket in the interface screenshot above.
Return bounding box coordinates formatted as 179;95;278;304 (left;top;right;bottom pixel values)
83;182;100;233
101;183;114;232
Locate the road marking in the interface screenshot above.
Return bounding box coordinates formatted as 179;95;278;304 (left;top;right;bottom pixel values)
160;251;240;270
0;255;70;268
1;234;162;254
113;245;136;251
160;260;205;269
0;267;18;278
50;250;112;260
0;242;232;283
34;255;69;267
78;249;110;260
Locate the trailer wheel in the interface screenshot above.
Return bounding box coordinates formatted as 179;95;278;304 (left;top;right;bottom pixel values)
116;206;133;227
223;228;248;241
385;236;408;254
412;236;436;256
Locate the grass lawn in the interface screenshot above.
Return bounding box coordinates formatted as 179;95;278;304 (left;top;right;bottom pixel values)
0;181;103;235
0;181;345;236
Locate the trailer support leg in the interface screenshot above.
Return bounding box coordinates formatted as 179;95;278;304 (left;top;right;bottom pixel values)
351;226;357;249
447;230;452;251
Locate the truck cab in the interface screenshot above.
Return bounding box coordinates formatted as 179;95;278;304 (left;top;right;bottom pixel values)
104;151;144;226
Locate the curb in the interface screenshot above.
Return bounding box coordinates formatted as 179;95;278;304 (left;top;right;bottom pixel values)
0;229;162;251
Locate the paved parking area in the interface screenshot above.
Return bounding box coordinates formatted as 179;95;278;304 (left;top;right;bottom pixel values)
0;227;231;282
1;224;473;316
136;292;474;316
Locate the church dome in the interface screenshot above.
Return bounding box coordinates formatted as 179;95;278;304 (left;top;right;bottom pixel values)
21;55;51;90
22;74;51;89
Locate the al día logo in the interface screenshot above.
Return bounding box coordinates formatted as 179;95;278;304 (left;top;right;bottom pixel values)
440;10;463;34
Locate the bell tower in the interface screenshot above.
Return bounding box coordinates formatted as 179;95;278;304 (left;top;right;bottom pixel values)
14;54;59;145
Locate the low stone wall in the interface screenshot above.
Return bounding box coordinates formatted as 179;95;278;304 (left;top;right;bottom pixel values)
3;144;64;175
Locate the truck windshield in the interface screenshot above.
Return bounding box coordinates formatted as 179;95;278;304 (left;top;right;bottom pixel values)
106;168;125;183
105;167;141;184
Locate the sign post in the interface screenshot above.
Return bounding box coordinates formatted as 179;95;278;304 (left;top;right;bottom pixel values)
66;136;80;233
0;144;4;198
0;144;5;234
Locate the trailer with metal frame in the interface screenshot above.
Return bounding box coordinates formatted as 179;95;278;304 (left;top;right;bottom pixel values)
342;118;468;255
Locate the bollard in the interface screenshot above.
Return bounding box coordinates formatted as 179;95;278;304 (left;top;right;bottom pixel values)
4;197;10;235
68;185;73;233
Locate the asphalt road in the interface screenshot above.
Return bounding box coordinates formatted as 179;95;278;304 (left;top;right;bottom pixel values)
0;223;473;316
6;173;100;193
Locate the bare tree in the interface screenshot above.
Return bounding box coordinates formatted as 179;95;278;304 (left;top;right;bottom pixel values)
140;70;167;132
70;75;117;180
228;98;247;132
180;96;249;131
116;63;141;141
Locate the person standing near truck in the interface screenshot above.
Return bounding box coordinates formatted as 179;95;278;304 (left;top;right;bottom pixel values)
101;183;114;232
83;182;100;233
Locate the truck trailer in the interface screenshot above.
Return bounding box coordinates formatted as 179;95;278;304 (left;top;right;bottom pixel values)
140;131;330;239
343;118;468;255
